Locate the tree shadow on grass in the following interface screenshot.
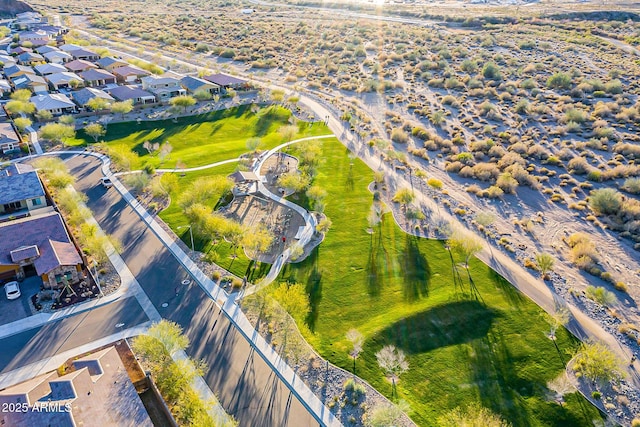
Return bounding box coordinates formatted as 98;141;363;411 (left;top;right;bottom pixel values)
254;106;289;137
377;300;497;354
366;227;386;297
402;234;431;302
488;266;525;309
305;249;323;332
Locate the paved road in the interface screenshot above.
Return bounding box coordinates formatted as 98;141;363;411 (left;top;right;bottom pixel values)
66;154;319;427
0;296;148;373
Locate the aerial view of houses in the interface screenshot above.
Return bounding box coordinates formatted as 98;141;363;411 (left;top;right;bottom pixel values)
2;2;640;427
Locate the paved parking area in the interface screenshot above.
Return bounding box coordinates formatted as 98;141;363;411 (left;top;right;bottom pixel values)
0;277;41;325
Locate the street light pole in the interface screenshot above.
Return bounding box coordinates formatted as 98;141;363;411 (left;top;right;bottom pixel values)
178;225;194;252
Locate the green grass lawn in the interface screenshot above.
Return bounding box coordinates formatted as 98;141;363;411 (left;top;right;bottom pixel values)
277;138;604;426
71;105;331;170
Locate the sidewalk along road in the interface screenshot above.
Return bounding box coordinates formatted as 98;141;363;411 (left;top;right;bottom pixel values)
65;154;330;427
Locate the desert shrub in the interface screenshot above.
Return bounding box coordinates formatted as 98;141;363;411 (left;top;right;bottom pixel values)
585;285;617;306
472;163;500;181
482;62;501;80
592;391;602;399
211;271;221;281
632;418;640;427
621;177;640;194
547;72;572;89
564;108;587;123
496;172;518;194
567;157;591;175
390;128;409;144
589;188;623;215
605;79;623;94
486;185;504;198
614;282;628;293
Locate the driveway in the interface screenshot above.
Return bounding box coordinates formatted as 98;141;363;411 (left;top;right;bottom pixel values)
0;276;41;325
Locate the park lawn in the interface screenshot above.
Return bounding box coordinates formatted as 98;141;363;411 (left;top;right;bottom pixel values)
71;105;331;170
158;164;269;281
278;138;604;426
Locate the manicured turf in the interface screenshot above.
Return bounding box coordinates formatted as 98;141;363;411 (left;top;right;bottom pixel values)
277;138;604;426
71;105;331;170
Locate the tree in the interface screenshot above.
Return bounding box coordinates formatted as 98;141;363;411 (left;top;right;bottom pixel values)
534;252;555;279
346;329;364;374
316;217;332;234
277;171;310;194
58;115;75;125
10;89;32;102
437;403;510;427
86;97;110;111
13;117;32;133
447;229;483;289
392;187;414;212
242;223;273;259
306;185;327;209
193;89;212;101
246;137;261;152
270;282;310;323
111;100;134;118
170;95;196;114
573;341;623;385
375;345;408;393
543;306;570;341
35;109;53;122
39;123;75;147
84;123;106;143
5;100;35;115
278;124;298;142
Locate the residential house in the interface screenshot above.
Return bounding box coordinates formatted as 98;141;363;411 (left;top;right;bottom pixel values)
42;50;72;64
71;87;114;110
30;24;66;39
95;56;128;71
0;163;46;220
35;45;59;55
18;30;51;44
14;12;42;28
34;62;67;76
4;64;34;80
16;52;44;66
79;68;116;87
30;93;76;115
0;211;83;287
69;48;100;62
0;54;17;68
202;73;248;90
108;85;156;104
12;74;48;94
58;43;82;52
45;72;83;90
141;75;186;101
0;79;11;97
111;65;150;83
180;75;220;95
64;59;97;73
9;46;32;56
0;346;153;427
0;123;21;153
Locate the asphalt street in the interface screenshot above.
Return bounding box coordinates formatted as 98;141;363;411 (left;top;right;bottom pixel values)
66;154;319;427
0;296;148;373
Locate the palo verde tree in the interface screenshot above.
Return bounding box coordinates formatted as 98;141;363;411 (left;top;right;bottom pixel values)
572;341;623;386
39;123;76;147
375;345;409;397
84;123;106;143
110;100;134;119
346;329;364;375
447;229;483;295
170;95;196;115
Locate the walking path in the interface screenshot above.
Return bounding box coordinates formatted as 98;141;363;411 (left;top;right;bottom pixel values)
26;125;43;155
27;150;341;426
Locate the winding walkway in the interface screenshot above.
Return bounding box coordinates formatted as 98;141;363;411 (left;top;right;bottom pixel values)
28;150;342;427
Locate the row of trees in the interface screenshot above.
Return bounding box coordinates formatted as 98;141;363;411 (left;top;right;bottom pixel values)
132;320;237;427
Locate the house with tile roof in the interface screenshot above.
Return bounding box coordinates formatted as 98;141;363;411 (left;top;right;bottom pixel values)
64;59;97;73
141;75;186;101
95;56;128;71
79;68;116;87
71;87;114;109
202;73;249;90
0;163;46;217
0;346;153;427
180;75;220;95
45;72;83;90
43;50;72;64
69;48;100;62
12;74;48;94
0;211;83;287
108;85;156;104
16;52;44;66
111;65;150;83
35;45;60;55
30;93;76;115
4;64;35;80
0;122;22;154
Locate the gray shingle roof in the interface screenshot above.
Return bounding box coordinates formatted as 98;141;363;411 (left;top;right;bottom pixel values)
0;163;45;205
203;73;246;87
180;75;219;92
71;87;114;106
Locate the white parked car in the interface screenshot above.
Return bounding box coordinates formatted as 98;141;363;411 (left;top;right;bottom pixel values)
100;177;113;188
4;281;20;300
